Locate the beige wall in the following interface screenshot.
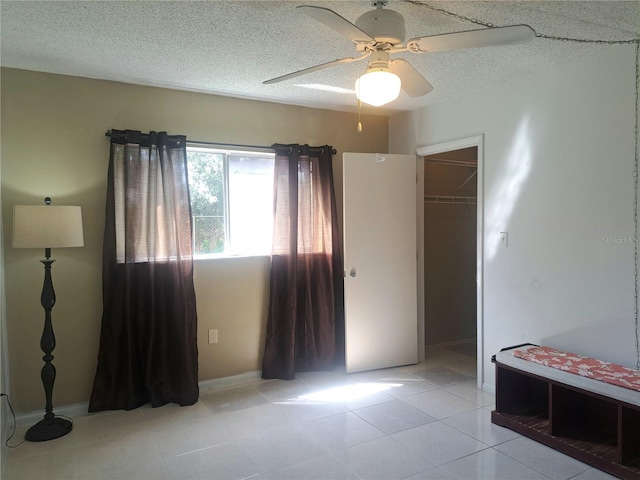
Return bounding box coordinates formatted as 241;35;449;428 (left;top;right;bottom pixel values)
1;68;388;413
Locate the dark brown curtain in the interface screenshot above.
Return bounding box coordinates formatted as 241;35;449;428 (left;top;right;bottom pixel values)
89;129;199;412
262;144;344;380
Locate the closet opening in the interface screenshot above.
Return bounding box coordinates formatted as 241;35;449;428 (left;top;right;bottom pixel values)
423;146;478;371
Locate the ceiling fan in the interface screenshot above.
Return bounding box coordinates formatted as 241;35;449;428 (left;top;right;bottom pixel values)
264;2;536;106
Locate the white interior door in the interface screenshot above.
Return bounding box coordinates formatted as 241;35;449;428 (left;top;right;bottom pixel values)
343;152;418;373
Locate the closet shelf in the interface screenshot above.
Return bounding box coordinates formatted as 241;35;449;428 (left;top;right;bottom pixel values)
424;195;477;205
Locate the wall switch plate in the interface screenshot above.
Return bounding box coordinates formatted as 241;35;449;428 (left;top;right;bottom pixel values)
208;329;218;344
500;231;508;248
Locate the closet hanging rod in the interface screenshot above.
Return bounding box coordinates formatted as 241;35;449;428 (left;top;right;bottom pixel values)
424;195;477;205
105;131;337;155
424;158;476;167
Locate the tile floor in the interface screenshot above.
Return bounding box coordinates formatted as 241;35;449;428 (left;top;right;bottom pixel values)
5;346;617;480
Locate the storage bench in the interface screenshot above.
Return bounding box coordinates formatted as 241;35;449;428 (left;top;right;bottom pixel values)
491;344;640;479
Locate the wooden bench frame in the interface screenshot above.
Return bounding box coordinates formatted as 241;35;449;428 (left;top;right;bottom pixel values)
491;347;640;480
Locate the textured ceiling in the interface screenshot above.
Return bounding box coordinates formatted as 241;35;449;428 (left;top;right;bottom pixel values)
1;1;639;115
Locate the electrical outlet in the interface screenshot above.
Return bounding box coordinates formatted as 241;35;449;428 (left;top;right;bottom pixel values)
208;329;218;344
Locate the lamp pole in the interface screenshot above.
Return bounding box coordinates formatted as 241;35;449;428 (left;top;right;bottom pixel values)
25;246;72;441
39;247;56;423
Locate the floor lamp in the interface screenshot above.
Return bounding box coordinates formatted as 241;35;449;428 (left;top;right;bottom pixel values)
12;197;84;442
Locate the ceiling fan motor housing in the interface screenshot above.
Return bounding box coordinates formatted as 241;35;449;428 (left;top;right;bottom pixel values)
355;8;405;45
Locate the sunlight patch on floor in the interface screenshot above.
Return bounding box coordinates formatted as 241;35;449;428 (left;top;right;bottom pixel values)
273;381;405;404
299;382;404;402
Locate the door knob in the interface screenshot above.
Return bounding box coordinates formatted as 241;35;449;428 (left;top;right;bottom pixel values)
350;268;356;278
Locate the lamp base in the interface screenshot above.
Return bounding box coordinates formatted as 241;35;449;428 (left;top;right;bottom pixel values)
25;416;72;442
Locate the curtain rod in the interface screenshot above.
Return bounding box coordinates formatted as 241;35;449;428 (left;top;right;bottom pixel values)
104;131;336;155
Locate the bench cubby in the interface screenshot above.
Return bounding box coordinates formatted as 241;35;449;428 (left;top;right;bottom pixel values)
492;351;640;479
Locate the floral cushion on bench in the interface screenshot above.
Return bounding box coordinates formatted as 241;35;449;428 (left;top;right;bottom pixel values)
512;346;640;392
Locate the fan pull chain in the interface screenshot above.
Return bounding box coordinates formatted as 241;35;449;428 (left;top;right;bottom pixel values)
403;0;640;368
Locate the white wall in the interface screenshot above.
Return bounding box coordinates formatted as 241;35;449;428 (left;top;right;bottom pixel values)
390;45;638;389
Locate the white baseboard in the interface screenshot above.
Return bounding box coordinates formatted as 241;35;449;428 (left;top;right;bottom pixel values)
198;370;265;393
482;382;496;395
16;370;266;426
431;338;476;348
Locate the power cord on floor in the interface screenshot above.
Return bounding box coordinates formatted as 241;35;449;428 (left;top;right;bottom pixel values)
1;392;25;448
0;393;74;448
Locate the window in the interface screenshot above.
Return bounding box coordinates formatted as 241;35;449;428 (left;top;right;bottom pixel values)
187;146;275;257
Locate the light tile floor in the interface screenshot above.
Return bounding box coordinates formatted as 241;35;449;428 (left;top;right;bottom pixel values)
5;346;617;480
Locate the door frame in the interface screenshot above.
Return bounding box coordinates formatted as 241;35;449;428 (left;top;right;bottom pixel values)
416;135;484;389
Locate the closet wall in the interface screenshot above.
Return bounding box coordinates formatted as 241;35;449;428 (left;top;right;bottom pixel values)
424;147;477;346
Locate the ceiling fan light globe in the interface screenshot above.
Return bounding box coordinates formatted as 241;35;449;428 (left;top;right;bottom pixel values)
355;70;401;107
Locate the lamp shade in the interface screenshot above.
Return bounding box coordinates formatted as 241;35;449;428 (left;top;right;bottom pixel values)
13;205;84;249
355;70;401;107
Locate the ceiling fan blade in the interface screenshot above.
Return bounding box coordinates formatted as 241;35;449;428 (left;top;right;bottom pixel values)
389;59;433;97
298;5;375;43
263;54;369;84
407;25;536;53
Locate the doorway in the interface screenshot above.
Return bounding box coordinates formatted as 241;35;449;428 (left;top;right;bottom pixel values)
416;136;484;388
423;147;477;361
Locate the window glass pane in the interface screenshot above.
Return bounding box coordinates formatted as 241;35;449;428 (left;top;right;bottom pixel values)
187;149;225;254
187;147;274;257
228;154;274;254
